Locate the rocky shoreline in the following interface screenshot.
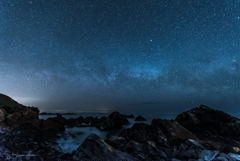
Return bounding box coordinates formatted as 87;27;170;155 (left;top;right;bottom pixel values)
1;94;240;160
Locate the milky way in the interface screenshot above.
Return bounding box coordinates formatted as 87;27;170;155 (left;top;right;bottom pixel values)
0;0;240;113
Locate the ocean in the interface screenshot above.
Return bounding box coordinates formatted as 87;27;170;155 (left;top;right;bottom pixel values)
39;113;178;153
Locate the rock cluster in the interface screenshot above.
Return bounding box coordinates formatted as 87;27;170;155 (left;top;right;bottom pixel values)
40;114;66;131
65;111;131;130
1;94;240;160
0;123;72;161
0;94;65;131
135;115;147;121
175;104;240;154
71;105;240;161
0;94;40;129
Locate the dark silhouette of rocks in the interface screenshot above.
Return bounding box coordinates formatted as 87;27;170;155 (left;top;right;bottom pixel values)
1;95;240;160
40;114;66;131
175;104;240;145
126;114;135;118
72;133;136;161
0;94;65;132
65;111;130;130
0;93;40;129
0;93;22;108
98;111;130;130
71;105;240;160
135;115;147;121
107;119;198;147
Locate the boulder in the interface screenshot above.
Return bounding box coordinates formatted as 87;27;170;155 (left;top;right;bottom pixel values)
0;108;6;122
65;112;131;130
66;116;85;127
99;112;130;130
51;114;66;125
0;93;21;108
110;112;131;125
150;119;198;146
72;133;137;161
0;94;40;129
199;150;219;161
126;114;135;118
105;135;128;151
84;116;99;126
6;108;40;129
40;114;65;131
220;144;240;154
107;119;198;148
214;153;229;161
175;104;240;141
135;115;147;121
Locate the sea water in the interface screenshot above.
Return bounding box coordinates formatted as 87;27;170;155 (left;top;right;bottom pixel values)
39;113;177;153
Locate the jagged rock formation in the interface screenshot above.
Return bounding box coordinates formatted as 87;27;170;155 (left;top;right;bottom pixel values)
0;93;65;131
135;115;147;121
0;94;40;129
175;104;240;152
1;98;240;160
65;111;131;130
0;93;22;108
72;133;137;161
99;111;130;130
40;114;66;131
71;105;240;160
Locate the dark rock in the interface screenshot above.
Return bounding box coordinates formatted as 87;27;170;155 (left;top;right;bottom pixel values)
14;122;38;130
40;115;65;131
135;115;147;121
0;108;6;122
0;123;69;161
198;140;221;151
105;135;128;150
39;112;48;115
185;139;206;150
0;93;21;108
150;119;198;146
175;104;240;144
66;116;85;127
84;116;99;126
214;153;229;161
0;94;40;129
105;112;122;129
6;108;40;129
106;131;170;160
65;111;131;130
128;123;149;143
126;114;135;118
109;112;131;125
172;139;207;160
52;114;66;125
98;111;130;130
108;119;198;149
72;133;137;161
220;144;240;154
199;150;219;160
39;114;66;131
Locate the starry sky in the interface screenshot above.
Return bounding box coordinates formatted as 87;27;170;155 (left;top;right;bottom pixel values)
1;0;240;114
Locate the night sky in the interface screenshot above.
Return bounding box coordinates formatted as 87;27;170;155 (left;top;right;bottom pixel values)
1;0;240;114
